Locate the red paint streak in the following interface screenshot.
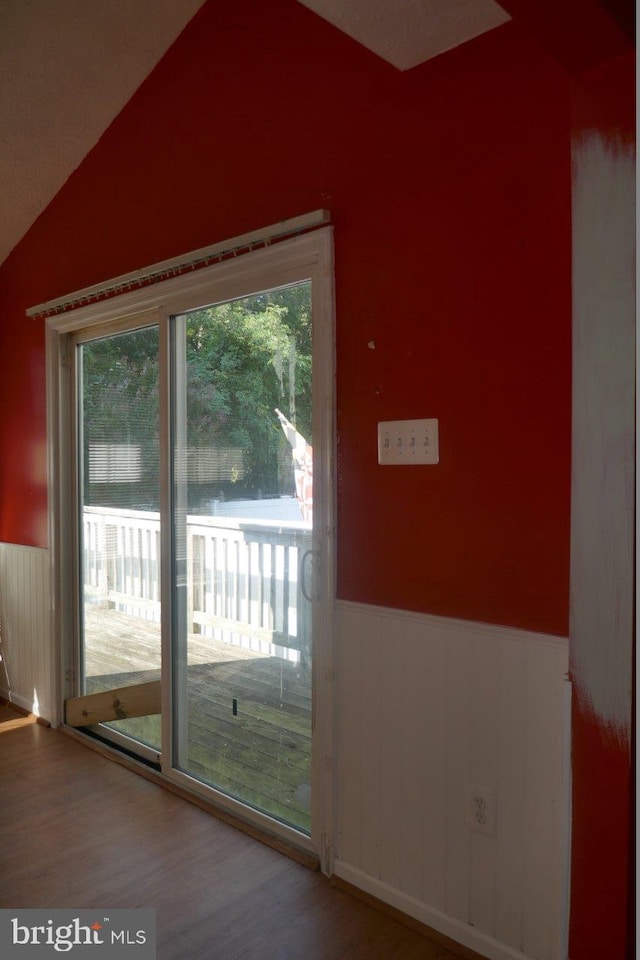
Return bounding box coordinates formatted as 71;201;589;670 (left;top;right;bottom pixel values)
570;697;632;959
572;49;636;142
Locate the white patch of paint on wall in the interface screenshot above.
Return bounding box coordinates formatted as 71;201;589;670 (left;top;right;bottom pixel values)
570;132;635;744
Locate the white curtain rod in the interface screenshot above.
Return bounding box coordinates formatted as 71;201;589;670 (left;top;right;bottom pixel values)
27;209;330;319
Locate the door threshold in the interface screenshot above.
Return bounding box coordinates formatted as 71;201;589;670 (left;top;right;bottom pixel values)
80;724;161;771
61;723;320;872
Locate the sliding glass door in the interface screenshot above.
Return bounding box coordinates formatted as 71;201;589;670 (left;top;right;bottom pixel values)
62;226;332;852
170;283;313;832
77;322;162;759
74;286;315;834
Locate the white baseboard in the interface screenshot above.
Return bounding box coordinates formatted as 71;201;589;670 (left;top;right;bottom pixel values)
0;687;42;718
333;861;535;960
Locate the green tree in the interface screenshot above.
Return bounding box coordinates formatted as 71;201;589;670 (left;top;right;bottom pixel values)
81;325;160;508
185;283;311;499
80;282;312;510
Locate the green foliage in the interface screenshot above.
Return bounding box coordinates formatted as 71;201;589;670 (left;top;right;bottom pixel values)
81;283;312;510
81;325;161;508
185;283;312;499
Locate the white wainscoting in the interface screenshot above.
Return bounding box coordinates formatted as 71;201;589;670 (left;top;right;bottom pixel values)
0;543;54;723
334;600;570;960
0;544;570;959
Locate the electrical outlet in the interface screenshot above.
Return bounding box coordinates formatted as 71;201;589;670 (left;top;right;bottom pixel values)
377;418;439;465
465;785;496;836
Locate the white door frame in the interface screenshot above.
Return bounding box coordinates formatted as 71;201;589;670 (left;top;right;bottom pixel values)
45;221;336;868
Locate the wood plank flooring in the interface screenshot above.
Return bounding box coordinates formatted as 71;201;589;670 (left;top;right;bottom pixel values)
0;705;462;960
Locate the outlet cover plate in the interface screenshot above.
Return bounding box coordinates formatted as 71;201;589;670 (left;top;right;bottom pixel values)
465;784;496;836
377;418;439;465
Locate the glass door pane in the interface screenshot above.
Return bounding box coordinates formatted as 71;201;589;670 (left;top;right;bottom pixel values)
78;324;162;754
172;283;313;833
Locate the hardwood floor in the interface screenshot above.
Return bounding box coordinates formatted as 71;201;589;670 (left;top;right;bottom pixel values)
0;705;464;960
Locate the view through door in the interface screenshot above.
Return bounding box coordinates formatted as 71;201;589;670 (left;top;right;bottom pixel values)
78;322;163;757
171;282;313;833
77;282;314;835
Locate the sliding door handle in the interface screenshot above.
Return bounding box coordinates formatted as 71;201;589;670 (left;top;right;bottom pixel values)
300;549;320;602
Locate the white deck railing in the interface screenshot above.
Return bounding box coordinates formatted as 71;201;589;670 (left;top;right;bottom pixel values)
83;506;312;664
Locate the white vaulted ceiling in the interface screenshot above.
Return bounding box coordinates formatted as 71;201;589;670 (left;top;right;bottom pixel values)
297;0;509;70
0;0;510;268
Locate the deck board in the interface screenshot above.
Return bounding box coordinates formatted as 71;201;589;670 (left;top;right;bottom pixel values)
83;605;312;831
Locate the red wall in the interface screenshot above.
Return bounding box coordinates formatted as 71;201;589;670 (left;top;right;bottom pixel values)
0;314;47;545
569;49;635;960
0;0;572;637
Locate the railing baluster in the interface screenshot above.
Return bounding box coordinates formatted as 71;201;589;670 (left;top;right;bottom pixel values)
207;532;215;638
269;543;277;639
282;545;290;643
234;538;241;627
82;506;311;661
258;541;265;633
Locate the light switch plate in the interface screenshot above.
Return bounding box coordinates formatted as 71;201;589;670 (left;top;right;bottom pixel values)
377;418;439;465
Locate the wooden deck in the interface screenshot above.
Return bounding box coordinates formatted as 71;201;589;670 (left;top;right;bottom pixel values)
83;605;312;832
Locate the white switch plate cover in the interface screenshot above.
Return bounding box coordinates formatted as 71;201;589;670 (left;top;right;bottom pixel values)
377;418;439;465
